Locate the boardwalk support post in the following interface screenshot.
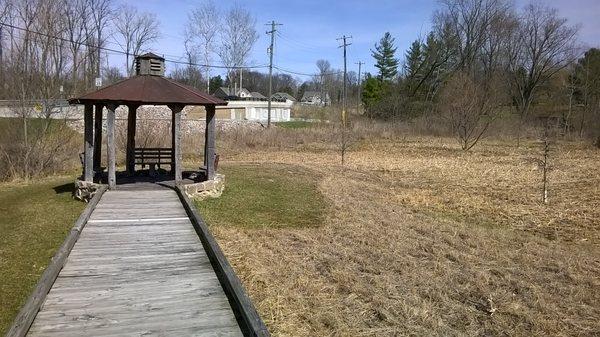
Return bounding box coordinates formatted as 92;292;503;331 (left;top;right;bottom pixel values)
170;104;184;184
93;104;103;176
106;104;117;189
126;105;138;175
83;104;94;182
205;104;216;180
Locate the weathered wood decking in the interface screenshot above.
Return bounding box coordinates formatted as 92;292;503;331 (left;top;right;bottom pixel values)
25;187;244;336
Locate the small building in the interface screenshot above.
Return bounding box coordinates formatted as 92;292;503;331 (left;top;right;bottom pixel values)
300;91;330;106
217;100;291;122
271;92;296;104
213;88;292;122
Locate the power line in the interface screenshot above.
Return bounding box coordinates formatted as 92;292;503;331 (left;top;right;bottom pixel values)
273;65;342;77
0;22;267;70
276;31;333;53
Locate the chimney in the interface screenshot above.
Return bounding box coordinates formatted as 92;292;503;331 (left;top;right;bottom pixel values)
135;52;165;76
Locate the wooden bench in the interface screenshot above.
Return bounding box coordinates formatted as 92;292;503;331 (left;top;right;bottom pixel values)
134;148;173;174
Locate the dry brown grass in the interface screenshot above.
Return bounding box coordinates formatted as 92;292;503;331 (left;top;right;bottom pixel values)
204;125;600;336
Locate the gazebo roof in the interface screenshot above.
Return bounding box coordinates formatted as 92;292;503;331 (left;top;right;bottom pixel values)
69;52;226;107
68;76;227;106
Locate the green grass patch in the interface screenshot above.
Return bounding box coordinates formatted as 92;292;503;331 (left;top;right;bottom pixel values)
195;164;326;229
0;177;84;335
275;120;314;129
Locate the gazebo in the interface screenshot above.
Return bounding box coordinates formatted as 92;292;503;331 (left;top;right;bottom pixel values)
69;53;227;192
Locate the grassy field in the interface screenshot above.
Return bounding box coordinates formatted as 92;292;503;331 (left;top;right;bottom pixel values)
0;118;598;336
206;129;600;336
196;164;326;229
0;177;84;335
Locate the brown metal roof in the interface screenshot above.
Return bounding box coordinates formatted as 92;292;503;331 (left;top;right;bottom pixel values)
69;75;227;106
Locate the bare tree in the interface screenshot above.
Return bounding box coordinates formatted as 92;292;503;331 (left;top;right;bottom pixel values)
86;0;112;87
435;0;513;71
114;5;160;76
316;59;331;103
187;0;219;92
219;4;258;90
439;71;506;150
507;4;579;145
62;0;88;95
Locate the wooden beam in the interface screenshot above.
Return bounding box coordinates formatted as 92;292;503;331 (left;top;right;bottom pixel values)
175;187;270;337
126;105;138;175
5;186;107;337
93;104;103;174
205;105;216;180
106;104;117;189
83;104;94;182
169;104;184;184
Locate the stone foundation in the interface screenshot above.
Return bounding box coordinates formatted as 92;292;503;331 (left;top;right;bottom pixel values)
74;179;103;202
183;174;225;200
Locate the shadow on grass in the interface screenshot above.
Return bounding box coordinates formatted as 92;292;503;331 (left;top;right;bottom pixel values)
53;183;73;195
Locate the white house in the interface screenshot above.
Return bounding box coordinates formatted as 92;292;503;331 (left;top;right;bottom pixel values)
216;100;292;122
300;91;330;106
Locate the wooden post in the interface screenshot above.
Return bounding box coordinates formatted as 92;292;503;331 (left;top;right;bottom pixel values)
126;105;137;175
93;104;103;174
171;110;176;173
83;104;94;182
205;105;216;180
170;105;184;184
106;104;117;189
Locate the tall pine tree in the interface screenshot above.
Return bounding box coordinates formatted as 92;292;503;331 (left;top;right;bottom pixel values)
372;32;399;81
404;40;425;97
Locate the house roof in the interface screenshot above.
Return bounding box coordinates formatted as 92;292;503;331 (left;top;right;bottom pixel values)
137;52;165;61
301;91;329;101
250;92;266;99
272;92;296;101
69;75;227;106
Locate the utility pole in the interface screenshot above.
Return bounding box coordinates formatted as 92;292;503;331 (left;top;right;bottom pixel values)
337;35;352;126
355;61;364;114
266;20;282;128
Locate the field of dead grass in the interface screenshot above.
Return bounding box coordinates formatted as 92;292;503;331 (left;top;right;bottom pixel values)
207;129;599;336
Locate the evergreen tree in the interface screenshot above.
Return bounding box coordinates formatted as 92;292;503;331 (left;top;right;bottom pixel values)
372;32;399;81
209;75;224;94
403;40;424;97
404;40;424;79
362;74;385;116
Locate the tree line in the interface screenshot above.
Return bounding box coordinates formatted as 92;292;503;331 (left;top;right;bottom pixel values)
361;0;600;149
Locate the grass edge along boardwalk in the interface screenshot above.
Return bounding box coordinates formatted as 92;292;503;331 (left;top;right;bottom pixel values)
8;185;267;337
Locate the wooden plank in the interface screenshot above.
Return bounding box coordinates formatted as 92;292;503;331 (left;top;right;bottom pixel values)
28;311;241;337
106;104;117;189
176;187;270;337
93;104;103;173
205;104;216;180
5;186;107;337
83;104;94;182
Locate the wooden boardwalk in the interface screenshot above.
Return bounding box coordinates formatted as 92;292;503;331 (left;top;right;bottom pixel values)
26;187;243;336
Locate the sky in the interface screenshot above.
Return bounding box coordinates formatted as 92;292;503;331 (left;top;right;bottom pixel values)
109;0;600;82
